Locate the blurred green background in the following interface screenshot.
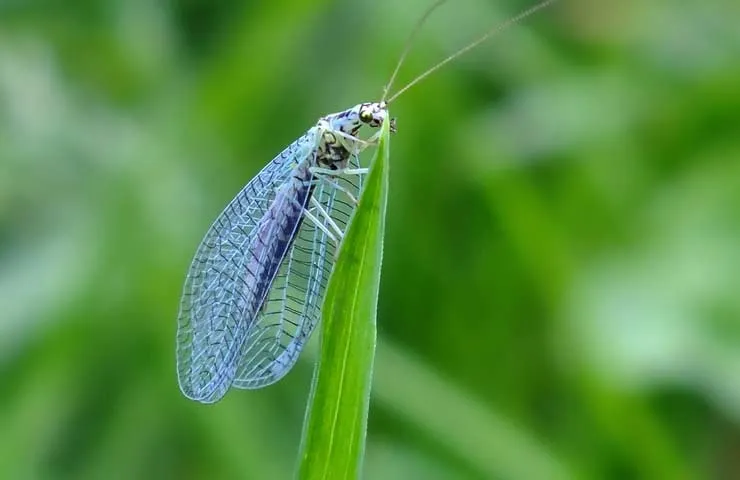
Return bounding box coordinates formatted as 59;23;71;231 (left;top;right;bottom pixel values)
2;0;739;478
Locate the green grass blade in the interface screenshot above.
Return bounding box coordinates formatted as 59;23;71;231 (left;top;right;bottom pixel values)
296;118;390;480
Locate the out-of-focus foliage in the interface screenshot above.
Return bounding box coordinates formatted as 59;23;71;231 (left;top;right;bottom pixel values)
1;0;738;479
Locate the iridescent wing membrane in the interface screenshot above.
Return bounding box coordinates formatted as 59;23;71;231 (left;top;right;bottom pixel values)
176;129;362;403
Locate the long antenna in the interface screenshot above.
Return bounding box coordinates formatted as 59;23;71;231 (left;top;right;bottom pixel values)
386;0;555;104
381;0;449;103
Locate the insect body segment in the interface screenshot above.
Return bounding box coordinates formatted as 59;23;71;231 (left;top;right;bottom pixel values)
315;102;390;168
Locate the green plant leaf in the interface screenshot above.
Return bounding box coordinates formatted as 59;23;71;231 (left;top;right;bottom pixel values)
296;117;390;480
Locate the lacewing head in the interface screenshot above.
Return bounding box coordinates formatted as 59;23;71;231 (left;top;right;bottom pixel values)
322;102;396;136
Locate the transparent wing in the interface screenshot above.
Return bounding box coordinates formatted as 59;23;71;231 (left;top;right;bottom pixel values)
176;130;319;403
232;153;363;389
